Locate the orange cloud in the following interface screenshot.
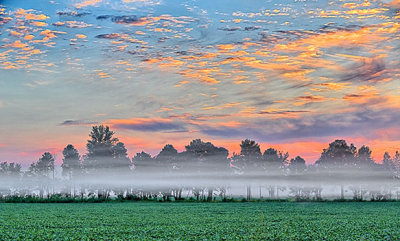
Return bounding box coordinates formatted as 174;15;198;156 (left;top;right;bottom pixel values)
15;9;49;20
387;0;400;8
75;0;102;8
76;34;87;39
2;40;28;49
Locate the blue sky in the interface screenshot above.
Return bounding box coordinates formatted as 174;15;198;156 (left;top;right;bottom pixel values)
0;0;400;165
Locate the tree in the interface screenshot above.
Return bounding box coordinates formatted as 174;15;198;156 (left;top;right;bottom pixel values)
236;139;262;171
240;139;261;157
182;139;229;172
132;151;153;172
0;162;22;177
263;148;289;171
156;144;181;200
156;144;179;170
315;140;357;168
356;145;374;168
235;139;263;200
84;125;119;170
181;139;229;201
288;156;306;174
62;144;81;179
393;151;400;178
29;152;55;177
112;142;131;170
382;152;392;170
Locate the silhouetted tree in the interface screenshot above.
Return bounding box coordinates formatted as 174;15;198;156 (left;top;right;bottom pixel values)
356;145;374;168
382;152;392;170
181;139;229;201
235;139;262;171
156;144;179;171
29;152;55;177
84;125;119;170
0;162;22;177
62;144;81;179
112;142;131;170
155;144;181;199
132;151;153;172
263;148;289;171
289;156;306;174
234;139;263;200
182;139;229;172
315;140;357;168
393;151;400;178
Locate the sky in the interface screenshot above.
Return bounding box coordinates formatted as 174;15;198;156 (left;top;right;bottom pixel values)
0;0;399;166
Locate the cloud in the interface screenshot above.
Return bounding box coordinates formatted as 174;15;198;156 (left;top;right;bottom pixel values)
111;15;144;24
96;15;153;26
74;0;102;9
386;0;400;8
199;108;400;143
59;120;98;126
110;118;187;132
53;21;92;28
340;57;388;83
56;11;90;17
95;33;121;39
258;109;310;119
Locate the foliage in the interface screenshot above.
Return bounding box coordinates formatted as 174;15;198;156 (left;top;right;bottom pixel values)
0;162;21;176
28;152;55;177
0;202;399;240
62;144;81;178
316;140;357;167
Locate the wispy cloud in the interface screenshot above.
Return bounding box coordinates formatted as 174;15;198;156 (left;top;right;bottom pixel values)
59;120;98;126
110;118;187;132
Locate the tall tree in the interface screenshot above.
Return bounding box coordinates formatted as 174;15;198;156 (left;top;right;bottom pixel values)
84;125;119;170
237;139;262;171
62;144;81;179
156;144;181;200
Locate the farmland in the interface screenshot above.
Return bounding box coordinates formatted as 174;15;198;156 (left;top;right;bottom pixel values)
0;202;399;240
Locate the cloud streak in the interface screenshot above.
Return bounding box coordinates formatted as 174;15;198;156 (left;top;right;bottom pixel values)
110;118;187;132
59;120;98;126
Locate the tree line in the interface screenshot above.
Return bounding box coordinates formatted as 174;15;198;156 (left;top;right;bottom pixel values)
1;125;400;202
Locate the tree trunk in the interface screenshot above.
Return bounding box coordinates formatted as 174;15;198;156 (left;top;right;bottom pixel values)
207;188;213;202
276;186;279;199
341;185;344;200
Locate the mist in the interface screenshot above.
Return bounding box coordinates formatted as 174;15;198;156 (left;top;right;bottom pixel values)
1;126;399;202
1;161;399;202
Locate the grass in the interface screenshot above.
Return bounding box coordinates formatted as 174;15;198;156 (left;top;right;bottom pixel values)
0;202;399;240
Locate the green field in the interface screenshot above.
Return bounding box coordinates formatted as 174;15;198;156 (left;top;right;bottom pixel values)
0;202;399;240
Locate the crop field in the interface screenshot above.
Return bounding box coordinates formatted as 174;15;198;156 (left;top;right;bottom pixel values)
0;202;399;240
